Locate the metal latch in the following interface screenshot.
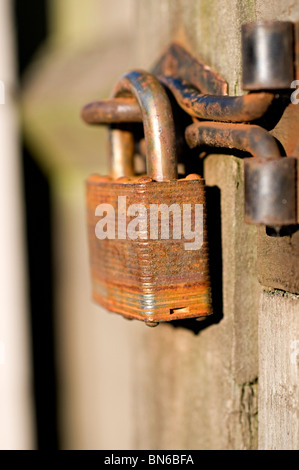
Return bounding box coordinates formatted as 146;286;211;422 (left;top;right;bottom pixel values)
82;20;299;230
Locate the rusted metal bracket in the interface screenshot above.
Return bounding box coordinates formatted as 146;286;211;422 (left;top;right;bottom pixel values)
82;22;299;229
241;21;294;90
185;122;297;227
82;76;275;124
82;21;299;296
82;80;276;127
81;40;276;125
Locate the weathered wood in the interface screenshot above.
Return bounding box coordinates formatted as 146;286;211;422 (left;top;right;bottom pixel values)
258;228;299;295
259;290;299;450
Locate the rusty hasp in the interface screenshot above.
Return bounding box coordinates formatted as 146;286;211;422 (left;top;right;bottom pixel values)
185;121;297;227
160;76;275;122
242;21;294;91
152;42;227;95
82;76;275;125
86;70;212;325
185;121;281;160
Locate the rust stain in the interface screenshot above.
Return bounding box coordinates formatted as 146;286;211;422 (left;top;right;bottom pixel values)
185;121;281;161
81;81;274;126
185;121;297;226
86;178;212;323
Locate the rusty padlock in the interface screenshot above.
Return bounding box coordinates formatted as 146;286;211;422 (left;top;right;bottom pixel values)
86;70;212;326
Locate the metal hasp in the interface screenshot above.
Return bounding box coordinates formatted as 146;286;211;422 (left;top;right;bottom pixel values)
83;24;298;231
185;122;297;226
81;43;276;125
82;78;275;124
183;20;298;227
242;21;297;226
242;21;294;90
86;70;212;325
241;20;298;227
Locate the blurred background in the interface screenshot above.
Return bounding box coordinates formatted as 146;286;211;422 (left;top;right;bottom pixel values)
0;0;140;450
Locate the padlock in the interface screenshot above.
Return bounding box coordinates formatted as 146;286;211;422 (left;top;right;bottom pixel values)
86;70;212;325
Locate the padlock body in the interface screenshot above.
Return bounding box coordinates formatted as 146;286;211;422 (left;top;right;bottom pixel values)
86;175;212;323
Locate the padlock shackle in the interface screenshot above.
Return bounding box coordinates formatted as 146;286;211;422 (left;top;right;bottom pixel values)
108;127;135;179
113;70;177;182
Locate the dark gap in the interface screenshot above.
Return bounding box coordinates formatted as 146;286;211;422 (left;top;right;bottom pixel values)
266;224;299;237
13;0;59;449
22;145;59;449
14;0;48;78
